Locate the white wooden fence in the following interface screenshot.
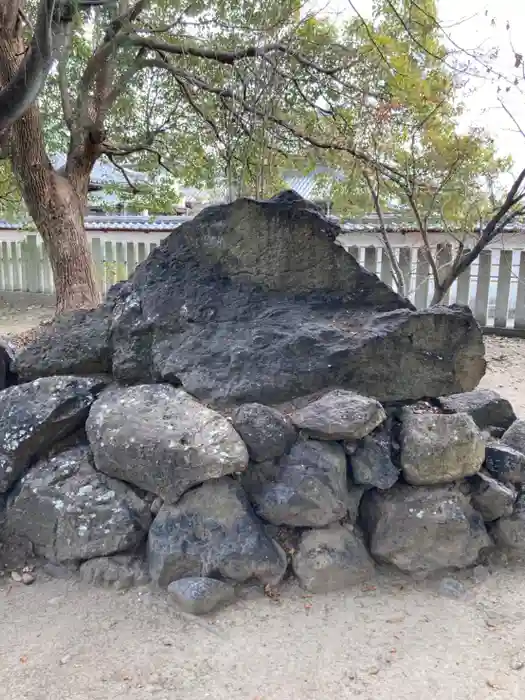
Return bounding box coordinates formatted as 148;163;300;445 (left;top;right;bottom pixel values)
1;225;525;332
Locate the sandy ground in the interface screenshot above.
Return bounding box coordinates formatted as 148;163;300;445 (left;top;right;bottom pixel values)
2;293;525;700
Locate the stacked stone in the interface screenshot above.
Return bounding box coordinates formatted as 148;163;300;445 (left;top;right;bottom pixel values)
0;375;523;615
0;192;515;615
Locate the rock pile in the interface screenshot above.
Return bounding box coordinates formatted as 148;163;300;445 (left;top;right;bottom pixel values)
0;192;517;616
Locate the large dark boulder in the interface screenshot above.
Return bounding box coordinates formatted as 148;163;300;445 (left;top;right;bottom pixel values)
292;524;375;593
241;439;349;527
437;389;516;432
348;420;399;490
231;403;296;462
6;446;151;563
14;307;113;383
148;477;287;587
14;194;485;404
0;375;108;493
361;485;490;576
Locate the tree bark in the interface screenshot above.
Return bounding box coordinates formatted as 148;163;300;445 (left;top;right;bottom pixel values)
0;29;101;313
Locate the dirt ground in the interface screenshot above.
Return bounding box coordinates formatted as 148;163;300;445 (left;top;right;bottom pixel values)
2;292;525;700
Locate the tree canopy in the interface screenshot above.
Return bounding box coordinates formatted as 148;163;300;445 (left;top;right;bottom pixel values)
0;0;520;224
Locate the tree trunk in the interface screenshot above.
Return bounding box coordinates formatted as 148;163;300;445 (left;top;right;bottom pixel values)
0;30;101;313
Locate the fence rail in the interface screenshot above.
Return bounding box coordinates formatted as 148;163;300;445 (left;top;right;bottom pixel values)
1;227;525;332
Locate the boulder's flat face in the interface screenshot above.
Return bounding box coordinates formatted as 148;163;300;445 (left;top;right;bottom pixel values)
86;385;248;504
6;446;151;563
14;193;486;405
361;485;490;576
400;410;485;486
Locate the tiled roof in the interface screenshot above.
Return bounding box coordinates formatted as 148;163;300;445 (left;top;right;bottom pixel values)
0;210;524;234
0;215;192;232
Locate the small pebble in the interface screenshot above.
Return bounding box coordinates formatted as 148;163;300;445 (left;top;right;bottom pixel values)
59;655;71;666
510;653;525;671
438;577;466;599
10;571;22;583
22;572;35;585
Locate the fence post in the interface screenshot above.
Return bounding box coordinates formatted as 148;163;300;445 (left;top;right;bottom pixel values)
91;237;104;292
474;250;492;326
364;246;377;275
494;249;513;329
25;234;41;293
514;252;525;329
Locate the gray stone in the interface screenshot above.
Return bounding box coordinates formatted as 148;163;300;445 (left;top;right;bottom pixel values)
438;577;467;599
347;483;366;523
485;442;525;485
349;423;399;490
490;494;525;550
0;336;17;390
86;384;248;504
6;446;151;563
232;403;296;462
241;440;349;527
400;410;485;486
292;524;375;593
167;577;236;615
501;419;525;455
469;471;516;521
0;375;108;493
437;389;516;431
14;306;113;382
80;555;150;589
361;485;491;576
23;195;485;404
148;477;287;587
291;390;386;441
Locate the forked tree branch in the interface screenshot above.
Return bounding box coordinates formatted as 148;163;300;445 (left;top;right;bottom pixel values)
0;0;114;134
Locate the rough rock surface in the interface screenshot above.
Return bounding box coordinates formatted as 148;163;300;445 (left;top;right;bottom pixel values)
485;442;525;485
292;524;374;593
468;472;516;522
167;577;236;615
0;375;107;493
348;422;399;489
438;389;516;431
0;336;17;390
6;446;151;563
14;306;113;382
86;384;248;503
490;494;525;550
16;194;485;404
400;411;485;486
501;419;525;455
79;554;150;589
361;485;490;576
241;440;349;527
148;478;287;587
291;390;386;440
232;403;296;462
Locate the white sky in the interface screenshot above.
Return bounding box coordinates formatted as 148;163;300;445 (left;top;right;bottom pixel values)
308;0;525;176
